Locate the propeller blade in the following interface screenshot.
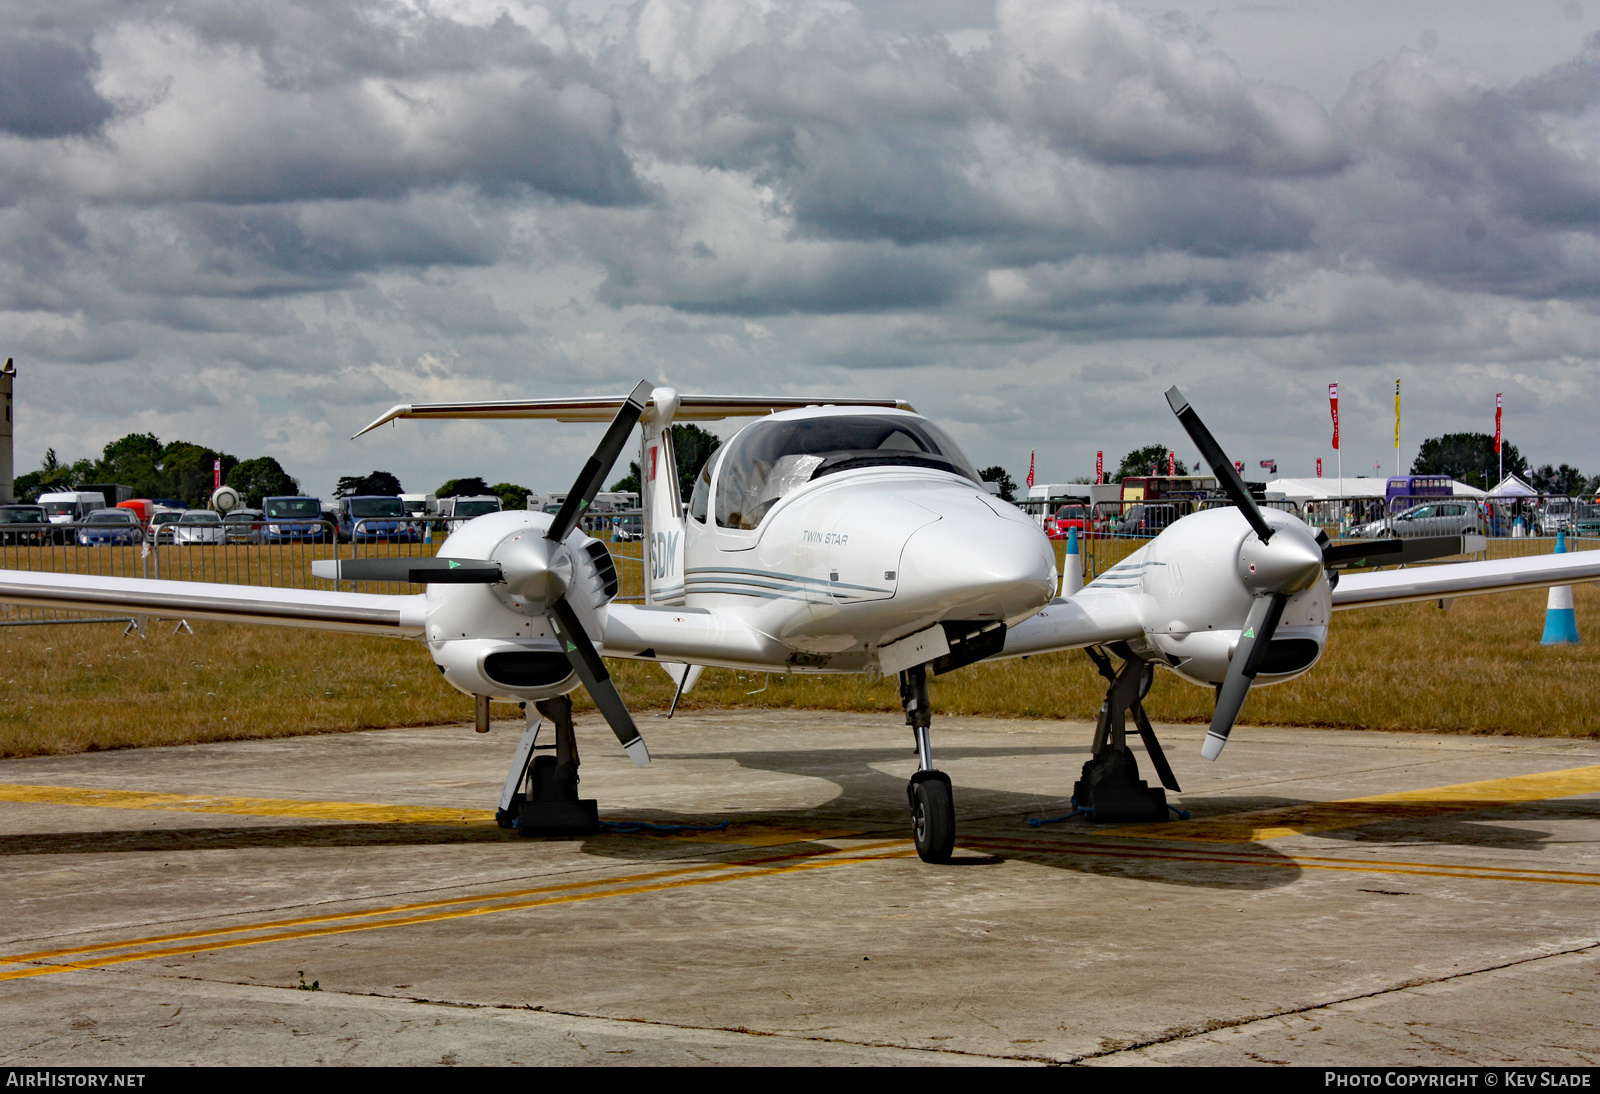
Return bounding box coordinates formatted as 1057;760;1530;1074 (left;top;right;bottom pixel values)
546;380;654;544
1164;386;1274;544
547;596;650;767
311;557;503;584
1323;536;1467;569
1201;593;1288;761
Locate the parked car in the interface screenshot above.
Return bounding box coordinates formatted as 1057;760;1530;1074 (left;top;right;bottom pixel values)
1350;501;1485;539
223;508;264;544
1537;497;1577;537
1117;503;1180;537
172;509;227;546
442;494;502;532
337;496;415;543
1571;502;1600;538
1044;503;1095;540
0;504;49;545
610;513;644;542
76;508;144;546
260;496;327;542
150;507;185;544
38;491;107;543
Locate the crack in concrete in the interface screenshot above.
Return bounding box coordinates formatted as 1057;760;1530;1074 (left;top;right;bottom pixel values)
1069;940;1600;1064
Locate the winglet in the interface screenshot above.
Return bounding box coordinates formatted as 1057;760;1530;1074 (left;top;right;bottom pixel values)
353;404;410;438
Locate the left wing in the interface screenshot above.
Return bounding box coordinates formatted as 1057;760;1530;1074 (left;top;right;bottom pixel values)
0;570;426;637
1332;551;1600;610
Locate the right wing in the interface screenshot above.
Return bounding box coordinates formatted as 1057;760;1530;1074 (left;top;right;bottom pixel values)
0;570;426;637
998;588;1146;658
1331;550;1600;610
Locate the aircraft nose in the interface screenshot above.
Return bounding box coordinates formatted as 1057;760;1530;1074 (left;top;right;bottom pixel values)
897;503;1057;621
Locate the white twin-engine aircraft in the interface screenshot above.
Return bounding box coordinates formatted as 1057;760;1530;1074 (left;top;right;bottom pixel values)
4;383;1597;861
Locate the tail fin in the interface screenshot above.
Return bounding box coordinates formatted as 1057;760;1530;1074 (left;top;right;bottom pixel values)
642;392;686;605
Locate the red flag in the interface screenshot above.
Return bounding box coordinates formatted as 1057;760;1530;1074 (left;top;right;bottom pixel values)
1026;451;1034;489
1095;450;1103;485
1167;451;1176;475
1329;383;1340;450
213;458;221;489
1494;393;1502;453
1316;458;1323;478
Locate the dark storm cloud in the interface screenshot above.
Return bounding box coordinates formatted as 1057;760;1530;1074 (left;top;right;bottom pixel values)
0;35;114;138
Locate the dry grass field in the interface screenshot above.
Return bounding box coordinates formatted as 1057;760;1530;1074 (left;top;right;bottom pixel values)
2;576;1595;758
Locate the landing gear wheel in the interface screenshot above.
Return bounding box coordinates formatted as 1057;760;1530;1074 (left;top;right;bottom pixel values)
908;772;955;864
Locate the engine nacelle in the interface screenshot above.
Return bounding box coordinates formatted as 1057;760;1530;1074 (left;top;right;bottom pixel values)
1133;507;1330;688
419;510;620;702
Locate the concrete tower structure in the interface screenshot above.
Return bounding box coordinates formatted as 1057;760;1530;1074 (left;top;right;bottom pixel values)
0;358;13;504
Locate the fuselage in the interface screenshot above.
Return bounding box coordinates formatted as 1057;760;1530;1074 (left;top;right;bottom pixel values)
676;406;1058;672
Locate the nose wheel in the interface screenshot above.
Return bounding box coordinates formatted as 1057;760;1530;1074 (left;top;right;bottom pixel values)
908;771;955;863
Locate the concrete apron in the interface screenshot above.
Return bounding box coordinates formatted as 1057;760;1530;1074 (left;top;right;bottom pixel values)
0;711;1596;1067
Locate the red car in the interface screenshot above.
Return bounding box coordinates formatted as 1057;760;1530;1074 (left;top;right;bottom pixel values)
1044;503;1094;540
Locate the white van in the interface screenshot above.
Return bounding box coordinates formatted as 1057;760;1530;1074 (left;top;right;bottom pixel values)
37;491;108;544
441;494;501;532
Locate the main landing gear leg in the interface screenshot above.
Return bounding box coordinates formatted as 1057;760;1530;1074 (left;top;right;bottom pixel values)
1075;646;1181;823
900;664;955;863
498;694;601;837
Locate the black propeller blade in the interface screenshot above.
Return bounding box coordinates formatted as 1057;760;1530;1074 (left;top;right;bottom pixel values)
1323;536;1467;569
1165;386;1274;544
312;557;503;584
546;379;655;544
547;596;650;767
1202;592;1288;761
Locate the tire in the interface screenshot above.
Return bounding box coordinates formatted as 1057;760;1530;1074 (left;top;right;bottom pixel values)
910;776;955;864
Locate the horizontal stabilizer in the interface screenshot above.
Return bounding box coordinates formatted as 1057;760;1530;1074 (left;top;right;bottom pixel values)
355;394;915;436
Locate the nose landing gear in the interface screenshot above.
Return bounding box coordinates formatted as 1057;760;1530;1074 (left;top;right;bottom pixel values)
900;665;955;862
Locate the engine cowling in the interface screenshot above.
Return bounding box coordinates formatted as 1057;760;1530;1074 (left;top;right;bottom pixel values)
420;510;620;702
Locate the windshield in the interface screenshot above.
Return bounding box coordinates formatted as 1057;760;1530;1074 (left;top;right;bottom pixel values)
1054;506;1088;519
87;510;134;524
350;498;405;518
264;498;320;519
714;414;980;530
0;507;44;523
179;512;221;524
225;512;260;523
453;500;500;518
43;501;77;517
151;511;183;524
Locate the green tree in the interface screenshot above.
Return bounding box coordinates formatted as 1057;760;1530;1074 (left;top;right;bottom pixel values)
437;476;492;498
1113;445;1189;482
1529;464;1585;496
334;471;403;498
93;433;166;496
162;442;238;507
608;423;722;500
13;448;79;501
227;456;300;509
491;482;532;511
978;465;1017;501
1412;433;1528;489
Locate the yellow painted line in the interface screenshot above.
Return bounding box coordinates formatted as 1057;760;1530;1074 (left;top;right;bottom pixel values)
1109;765;1600;844
0;783;866;848
0;845;917;982
0;838;910;968
0;783;494;826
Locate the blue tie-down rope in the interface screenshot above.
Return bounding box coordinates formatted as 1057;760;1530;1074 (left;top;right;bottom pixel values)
599;819;731;835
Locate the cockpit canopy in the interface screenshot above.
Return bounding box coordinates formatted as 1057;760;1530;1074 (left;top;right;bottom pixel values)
698;413;981;530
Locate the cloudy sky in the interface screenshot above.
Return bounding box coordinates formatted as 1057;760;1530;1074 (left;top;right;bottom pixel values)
2;0;1595;498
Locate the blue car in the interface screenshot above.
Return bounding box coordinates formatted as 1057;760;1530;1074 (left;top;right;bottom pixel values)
259;496;327;543
77;508;144;546
337;496;415;543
